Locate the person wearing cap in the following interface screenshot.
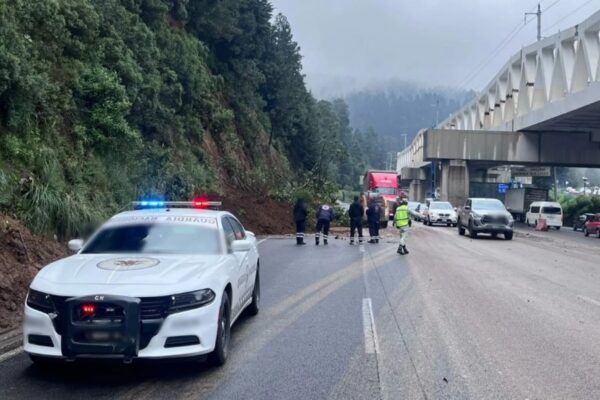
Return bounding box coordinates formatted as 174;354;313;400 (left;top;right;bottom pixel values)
293;198;307;245
315;203;335;245
348;196;364;245
394;198;410;255
366;199;381;243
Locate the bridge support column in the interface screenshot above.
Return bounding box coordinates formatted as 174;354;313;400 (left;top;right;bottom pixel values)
409;180;426;202
440;160;469;207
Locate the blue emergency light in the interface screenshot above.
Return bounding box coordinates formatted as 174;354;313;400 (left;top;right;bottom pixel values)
139;200;165;208
132;198;222;210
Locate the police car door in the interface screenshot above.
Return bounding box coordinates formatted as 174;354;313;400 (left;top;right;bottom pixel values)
230;217;258;290
223;217;250;317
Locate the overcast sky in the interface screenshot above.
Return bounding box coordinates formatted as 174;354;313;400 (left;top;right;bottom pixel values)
270;0;600;97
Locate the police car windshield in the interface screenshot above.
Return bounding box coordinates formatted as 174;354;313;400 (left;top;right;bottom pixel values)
82;223;220;254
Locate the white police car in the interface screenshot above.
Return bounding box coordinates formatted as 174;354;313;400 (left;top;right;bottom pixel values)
23;200;260;366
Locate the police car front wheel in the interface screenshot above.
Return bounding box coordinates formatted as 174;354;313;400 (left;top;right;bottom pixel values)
210;292;231;366
247;268;260;316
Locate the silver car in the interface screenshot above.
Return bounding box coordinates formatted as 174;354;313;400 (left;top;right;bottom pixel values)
424;201;457;226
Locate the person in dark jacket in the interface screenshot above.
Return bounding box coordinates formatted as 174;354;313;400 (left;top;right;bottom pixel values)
293;198;307;245
366;200;381;244
315;203;335;245
348;196;364;245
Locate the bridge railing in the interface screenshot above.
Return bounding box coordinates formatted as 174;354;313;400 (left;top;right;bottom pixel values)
396;129;426;171
438;9;600;132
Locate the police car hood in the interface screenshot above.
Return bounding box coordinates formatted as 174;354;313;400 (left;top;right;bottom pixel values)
33;254;228;296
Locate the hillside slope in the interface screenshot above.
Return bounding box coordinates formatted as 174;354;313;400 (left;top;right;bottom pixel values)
0;0;384;240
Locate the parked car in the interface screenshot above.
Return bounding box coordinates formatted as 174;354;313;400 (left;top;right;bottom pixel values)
525;201;563;229
584;214;600;237
408;201;420;220
423;201;457;226
457;198;514;240
23;200;260;366
415;203;428;222
410;203;427;221
574;213;595;231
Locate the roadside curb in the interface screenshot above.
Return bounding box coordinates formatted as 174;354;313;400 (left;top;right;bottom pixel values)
0;328;22;356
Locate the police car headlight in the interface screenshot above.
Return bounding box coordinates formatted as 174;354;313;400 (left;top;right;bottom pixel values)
27;288;54;313
168;289;216;313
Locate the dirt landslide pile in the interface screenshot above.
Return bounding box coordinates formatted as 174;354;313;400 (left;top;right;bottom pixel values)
0;214;68;330
222;191;295;235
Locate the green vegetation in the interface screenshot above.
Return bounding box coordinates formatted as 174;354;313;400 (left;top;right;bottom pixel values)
557;194;600;226
0;0;384;238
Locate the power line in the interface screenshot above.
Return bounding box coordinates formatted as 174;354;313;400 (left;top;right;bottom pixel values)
544;0;563;13
456;1;565;91
543;0;598;34
456;17;534;90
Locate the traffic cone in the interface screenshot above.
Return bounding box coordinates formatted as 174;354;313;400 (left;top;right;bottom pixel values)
535;218;549;231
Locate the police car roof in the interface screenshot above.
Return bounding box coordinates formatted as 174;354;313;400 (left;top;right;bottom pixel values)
110;208;228;220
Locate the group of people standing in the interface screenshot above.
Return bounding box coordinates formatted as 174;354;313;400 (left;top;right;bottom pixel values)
348;196;380;244
293;199;335;246
292;196;411;254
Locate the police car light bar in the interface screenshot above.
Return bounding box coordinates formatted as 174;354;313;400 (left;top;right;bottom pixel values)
132;201;222;210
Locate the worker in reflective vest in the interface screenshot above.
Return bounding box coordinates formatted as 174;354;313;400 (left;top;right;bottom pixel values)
394;198;410;255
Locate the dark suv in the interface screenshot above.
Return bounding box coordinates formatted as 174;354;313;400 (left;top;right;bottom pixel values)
457;198;514;240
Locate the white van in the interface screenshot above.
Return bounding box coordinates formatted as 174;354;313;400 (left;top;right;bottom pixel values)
526;201;563;229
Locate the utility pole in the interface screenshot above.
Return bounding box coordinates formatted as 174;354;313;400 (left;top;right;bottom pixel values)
553;166;557;200
386;152;394;171
400;133;408;149
525;3;542;41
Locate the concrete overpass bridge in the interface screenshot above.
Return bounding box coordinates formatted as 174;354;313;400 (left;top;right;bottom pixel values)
398;9;600;205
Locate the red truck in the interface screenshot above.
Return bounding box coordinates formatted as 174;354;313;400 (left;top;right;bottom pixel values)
361;170;402;227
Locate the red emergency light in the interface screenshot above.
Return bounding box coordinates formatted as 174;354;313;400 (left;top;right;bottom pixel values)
192;197;222;209
192;196;210;208
81;304;96;316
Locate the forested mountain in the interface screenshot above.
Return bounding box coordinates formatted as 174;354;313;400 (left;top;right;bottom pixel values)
0;0;383;238
343;83;474;151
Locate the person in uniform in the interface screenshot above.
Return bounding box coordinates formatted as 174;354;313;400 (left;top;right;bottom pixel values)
348;196;364;245
315;203;335;245
293;198;307;245
394;198;410;254
366;199;381;243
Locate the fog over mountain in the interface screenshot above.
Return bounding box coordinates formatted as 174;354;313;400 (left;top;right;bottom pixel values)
343;82;473;152
270;0;600;152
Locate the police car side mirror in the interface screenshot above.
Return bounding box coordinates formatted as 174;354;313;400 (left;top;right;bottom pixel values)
231;239;252;252
68;239;84;252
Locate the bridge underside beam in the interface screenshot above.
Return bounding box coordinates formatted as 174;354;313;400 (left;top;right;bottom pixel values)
424;129;600;167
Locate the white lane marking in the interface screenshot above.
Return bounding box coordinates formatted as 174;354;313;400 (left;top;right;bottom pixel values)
0;346;23;363
361;252;369;292
257;239;267;245
577;295;600;307
362;298;380;354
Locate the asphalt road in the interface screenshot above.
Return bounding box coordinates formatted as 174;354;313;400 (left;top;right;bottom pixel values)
1;224;600;399
514;221;600;247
